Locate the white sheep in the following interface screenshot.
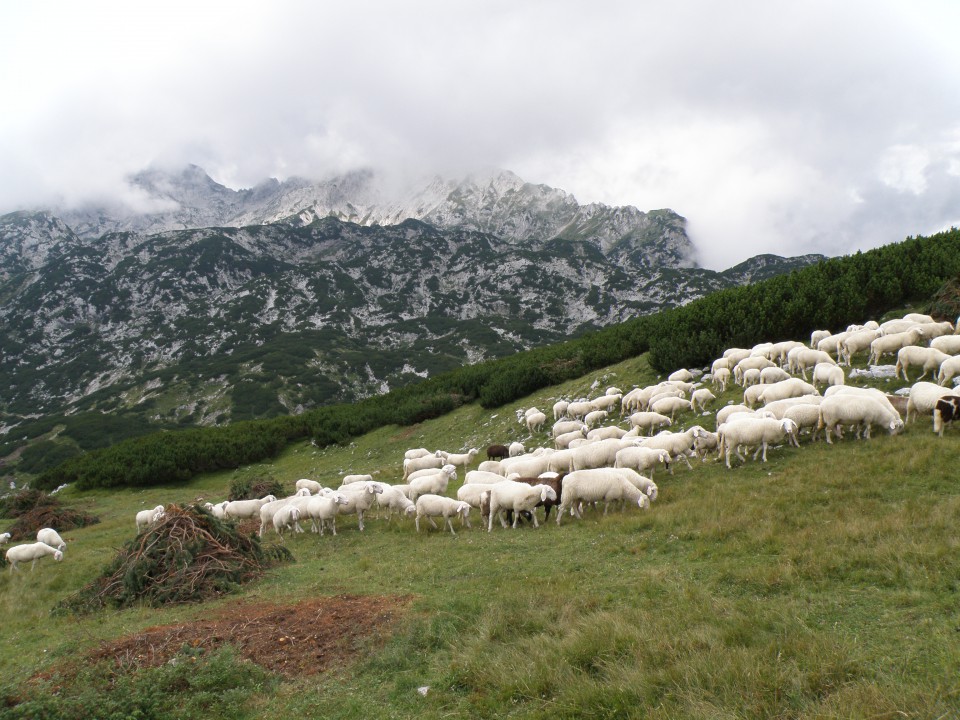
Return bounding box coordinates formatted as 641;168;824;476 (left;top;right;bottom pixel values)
788;347;837;379
553;400;570;420
640;428;701;472
0;533;10;546
36;528;65;551
607;386;624;396
223;496;276;521
464;469;508;484
456;483;493;526
569;438;640;471
905;381;958;423
526;411;548;433
818;395;904;443
930;335;960;355
407;464;456;482
741;368;762;387
810;329;832;348
497;454;552;479
668;368;694;382
937;356;960;386
590;394;622;412
374;485;416;522
717;417;798;468
306;493;349;534
583;410;609;428
812;362;845;388
768;340;806;366
566;400;596;419
613;446;671;477
759;366;791;384
295;478;324;494
628;411;672;435
135;505;166;532
415;495;471;535
476;460;502;474
723;348;753;365
712;367;731;393
587;425;628;441
555;470;649;524
555;428;586;449
552;419;587;438
715;404;754;425
439;448;479;469
690;426;720;460
342;473;374;486
408;465;457;500
689;388;715;413
485;481;557;530
760;395;823;420
272;505;302;540
895;346;950;382
614;467;659;501
914;320;955;339
402;454;444;480
742;383;767;409
336;483;385;531
757;378;819;406
509;441;526;457
902;313;935;324
867;327;924;366
782;404;823;444
733;356;776;384
837;328;880;365
5;541;63;572
404;448;433;460
649;396;693;422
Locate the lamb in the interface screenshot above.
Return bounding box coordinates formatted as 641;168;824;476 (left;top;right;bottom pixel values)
688;388;717;413
712;367;731;393
336;483;385;531
135;505;166;532
374;485;417;522
733;356;775;384
302;493;347;534
36;528;66;551
272;505;302;540
741;368;761;387
812;362;845;388
628;411;672;435
5;542;63;572
555;469;649;524
620;388;644;415
408;465;457;500
456;483;493;526
606;386;624;396
402;454;444;480
415;495;471;535
590;394;622;412
649;396;693;422
509;441;526;457
690;426;720;460
553;400;570;419
757;378;819;406
341;473;374;486
295;478;323;494
937;356;960;386
485;444;509;461
566;401;595;419
817;394;904;443
0;533;10;545
768;340;806;366
895;346;950;382
485;481;557;530
905;381;958;423
555;428;586;449
867;327;924;366
742;384;767;409
717;417;798;468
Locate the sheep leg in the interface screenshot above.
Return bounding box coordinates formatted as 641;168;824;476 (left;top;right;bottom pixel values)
531;511;540;528
446;517;457;536
330;518;337;536
428;516;438;530
357;511;365;532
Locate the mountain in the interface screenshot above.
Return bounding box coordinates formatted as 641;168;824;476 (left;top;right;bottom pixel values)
58;166;696;268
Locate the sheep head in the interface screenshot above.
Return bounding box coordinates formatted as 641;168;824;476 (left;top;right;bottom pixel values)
53;550;63;562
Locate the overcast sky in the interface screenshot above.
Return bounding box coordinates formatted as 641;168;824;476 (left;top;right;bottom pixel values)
1;1;959;268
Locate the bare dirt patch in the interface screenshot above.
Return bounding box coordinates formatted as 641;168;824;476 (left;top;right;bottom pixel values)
87;594;411;678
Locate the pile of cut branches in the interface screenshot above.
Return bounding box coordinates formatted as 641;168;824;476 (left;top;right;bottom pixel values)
228;474;286;501
1;488;99;540
60;504;292;613
929;275;960;322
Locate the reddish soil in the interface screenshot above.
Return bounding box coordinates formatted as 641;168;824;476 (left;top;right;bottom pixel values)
86;594;410;678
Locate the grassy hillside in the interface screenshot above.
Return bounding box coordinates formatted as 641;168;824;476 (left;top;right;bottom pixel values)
1;350;959;718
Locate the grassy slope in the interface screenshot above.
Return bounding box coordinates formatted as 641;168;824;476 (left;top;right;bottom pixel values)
1;353;959;718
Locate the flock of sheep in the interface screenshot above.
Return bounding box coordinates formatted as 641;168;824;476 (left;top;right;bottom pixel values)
7;310;960;571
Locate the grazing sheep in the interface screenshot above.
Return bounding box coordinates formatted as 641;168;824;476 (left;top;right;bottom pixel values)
464;469;510;484
456;484;493;526
440;448;479;469
691;388;717;412
649;396;693;422
476;460;502;474
485;481;557;530
812;362;845;388
375;485;417;522
306;493;349;534
407;464;456;482
555;469;650;524
6;542;63;572
690;426;720;460
914;320;955;339
905;381;958;423
741;368;762;387
587;426;628;441
782;404;824;444
342;473;374;486
498;453;552;480
867;327;925;366
937;355;960;386
590;394;623;412
0;533;10;546
628;411;672;435
895;346;950;382
757;378;820;406
415;495;471;535
508;474;565;521
930;335;960;355
553;400;570;420
761;395;823;420
788;347;837;379
818;395;904;443
402;454;444;480
485;444;509;461
508;441;526;457
733;356;776;384
583;410;609;428
36;528;65;551
837;329;881;366
717;418;798;468
555;428;586;449
723;348;753;365
715;404;754;426
668;369;694;382
810;329;832;348
640;428;701;472
712;367;732;393
759;366;791;384
552;419;587;438
135;505;166;532
568;438;641;472
823;386;903;421
768;341;806;366
404;448;433;460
